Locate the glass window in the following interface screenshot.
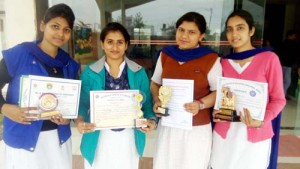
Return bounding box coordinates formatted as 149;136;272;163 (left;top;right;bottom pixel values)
110;0;234;59
0;0;5;59
48;0;266;68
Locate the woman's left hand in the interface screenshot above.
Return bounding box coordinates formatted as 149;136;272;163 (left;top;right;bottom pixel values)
240;108;263;128
139;119;157;133
184;100;200;116
50;114;70;125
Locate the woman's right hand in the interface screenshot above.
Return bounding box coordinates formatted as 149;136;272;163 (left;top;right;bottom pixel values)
153;101;162;117
75;118;95;134
1;104;39;124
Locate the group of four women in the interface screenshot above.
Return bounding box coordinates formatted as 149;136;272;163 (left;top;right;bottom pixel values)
0;3;286;169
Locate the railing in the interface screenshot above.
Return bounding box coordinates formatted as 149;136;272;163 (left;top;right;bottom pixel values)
130;40;263;46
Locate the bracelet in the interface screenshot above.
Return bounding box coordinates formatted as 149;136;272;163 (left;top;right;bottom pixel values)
148;118;158;129
199;99;205;110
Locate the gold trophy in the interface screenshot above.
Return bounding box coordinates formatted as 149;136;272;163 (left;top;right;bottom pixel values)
215;87;240;122
157;86;172;116
134;93;147;128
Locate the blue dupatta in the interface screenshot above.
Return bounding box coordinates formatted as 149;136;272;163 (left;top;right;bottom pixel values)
23;41;79;79
223;48;271;60
162;45;216;62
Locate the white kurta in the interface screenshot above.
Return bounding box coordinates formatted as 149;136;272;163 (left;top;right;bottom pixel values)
84;129;139;169
210;60;271;169
210;123;271;169
153;123;212;169
3;129;72;169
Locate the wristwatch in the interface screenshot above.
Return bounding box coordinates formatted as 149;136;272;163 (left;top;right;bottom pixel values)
199;99;205;110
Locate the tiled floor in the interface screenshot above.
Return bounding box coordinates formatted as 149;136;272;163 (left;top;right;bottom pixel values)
277;98;300;169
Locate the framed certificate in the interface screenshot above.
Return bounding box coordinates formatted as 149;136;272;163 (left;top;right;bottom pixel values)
214;77;268;121
19;75;81;119
90;90;145;130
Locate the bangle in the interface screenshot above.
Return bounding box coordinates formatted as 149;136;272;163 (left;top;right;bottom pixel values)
199;99;205;110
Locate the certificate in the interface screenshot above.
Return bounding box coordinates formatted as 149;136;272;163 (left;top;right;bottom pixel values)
214;77;268;121
161;78;194;130
19;75;81;119
90;90;143;130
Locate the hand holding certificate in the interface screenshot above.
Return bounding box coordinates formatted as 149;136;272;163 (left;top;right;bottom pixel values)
19;75;81;119
160;78;194;130
214;77;268;121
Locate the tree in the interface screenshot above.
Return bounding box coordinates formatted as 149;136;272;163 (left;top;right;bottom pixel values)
133;12;145;28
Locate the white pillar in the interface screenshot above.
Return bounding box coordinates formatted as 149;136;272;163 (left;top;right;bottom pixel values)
4;0;37;49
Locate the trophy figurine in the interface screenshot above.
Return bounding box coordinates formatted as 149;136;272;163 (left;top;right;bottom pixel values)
157;86;172;116
215;87;240;122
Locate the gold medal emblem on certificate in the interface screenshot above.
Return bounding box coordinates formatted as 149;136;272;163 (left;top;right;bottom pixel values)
39;93;58;111
38;93;60;117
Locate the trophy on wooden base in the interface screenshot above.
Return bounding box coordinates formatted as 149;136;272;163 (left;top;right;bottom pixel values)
215;87;240;122
157;86;172;116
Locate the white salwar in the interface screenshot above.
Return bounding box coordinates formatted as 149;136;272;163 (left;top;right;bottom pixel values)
153;123;212;169
84;129;139;169
3;129;72;169
210;123;271;169
210;60;271;169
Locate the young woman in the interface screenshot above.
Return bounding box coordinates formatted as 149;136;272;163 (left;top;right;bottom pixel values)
0;3;79;169
76;22;157;169
151;12;222;169
210;9;286;169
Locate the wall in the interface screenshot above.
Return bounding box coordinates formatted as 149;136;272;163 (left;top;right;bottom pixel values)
4;0;36;49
